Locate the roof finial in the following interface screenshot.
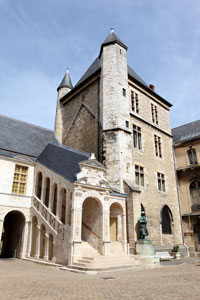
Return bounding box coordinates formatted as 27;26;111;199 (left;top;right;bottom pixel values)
111;27;114;33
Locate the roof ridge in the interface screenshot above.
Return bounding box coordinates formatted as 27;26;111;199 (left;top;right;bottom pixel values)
172;119;200;130
0;114;54;133
48;142;91;157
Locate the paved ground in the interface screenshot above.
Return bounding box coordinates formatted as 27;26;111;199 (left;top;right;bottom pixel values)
0;258;200;300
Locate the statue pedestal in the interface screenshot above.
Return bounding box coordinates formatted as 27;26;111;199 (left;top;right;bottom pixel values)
135;239;160;267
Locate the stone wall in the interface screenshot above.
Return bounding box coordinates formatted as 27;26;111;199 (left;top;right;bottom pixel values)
61;80;100;158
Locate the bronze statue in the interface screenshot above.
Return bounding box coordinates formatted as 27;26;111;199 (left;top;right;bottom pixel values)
138;211;148;239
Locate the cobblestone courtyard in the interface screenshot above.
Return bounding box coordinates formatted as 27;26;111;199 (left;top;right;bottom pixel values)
0;259;200;300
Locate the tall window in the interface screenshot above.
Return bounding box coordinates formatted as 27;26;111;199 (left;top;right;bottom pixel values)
131;91;139;113
135;165;144;186
188;148;197;165
61;189;66;224
133;125;142;150
36;172;42;199
151;103;158;124
44;178;50;207
190;180;200;206
154;135;162;158
157;173;165;192
12;165;28;194
52;184;58;215
161;205;173;234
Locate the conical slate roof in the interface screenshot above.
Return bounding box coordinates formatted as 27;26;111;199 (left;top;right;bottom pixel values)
101;28;128;50
57;68;73;90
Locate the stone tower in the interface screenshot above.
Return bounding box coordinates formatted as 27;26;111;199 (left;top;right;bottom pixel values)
54;68;73;143
99;28;133;192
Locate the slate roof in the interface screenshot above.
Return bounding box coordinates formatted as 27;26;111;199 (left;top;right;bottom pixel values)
61;56;171;107
0;115;58;160
57;68;73;91
37;143;90;182
172;119;200;144
100;28;128;53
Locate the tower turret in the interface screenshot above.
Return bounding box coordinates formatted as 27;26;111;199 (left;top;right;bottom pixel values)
54;69;73;143
99;28;132;191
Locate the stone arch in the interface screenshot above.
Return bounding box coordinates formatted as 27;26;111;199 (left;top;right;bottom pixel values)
36;172;43;199
31;216;38;257
61;188;66;224
40;224;46;259
81;197;102;251
49;233;54;260
44;177;50;208
161;205;173;234
0;210;25;258
110;202;124;242
52;183;58;215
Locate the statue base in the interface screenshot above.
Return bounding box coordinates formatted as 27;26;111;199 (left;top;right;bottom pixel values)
135;239;160;267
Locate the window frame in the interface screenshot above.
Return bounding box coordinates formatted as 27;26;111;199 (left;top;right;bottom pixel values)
12;164;28;195
133;124;142;150
135;165;144;187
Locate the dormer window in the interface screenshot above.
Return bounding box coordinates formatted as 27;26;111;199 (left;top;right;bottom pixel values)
188;148;197;165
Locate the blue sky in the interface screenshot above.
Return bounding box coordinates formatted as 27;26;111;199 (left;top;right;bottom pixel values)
0;0;200;130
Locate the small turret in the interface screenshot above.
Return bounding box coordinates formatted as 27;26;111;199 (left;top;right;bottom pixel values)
57;68;73;100
55;68;73;143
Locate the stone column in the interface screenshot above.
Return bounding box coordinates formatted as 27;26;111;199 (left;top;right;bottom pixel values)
56;190;62;220
41;176;46;203
101;210;110;255
44;233;49;260
122;212;128;253
49;184;54;213
20;221;30;258
35;225;41;259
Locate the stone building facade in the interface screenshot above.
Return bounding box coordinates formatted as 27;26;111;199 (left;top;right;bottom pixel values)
55;29;185;255
172;120;200;256
0;30;187;270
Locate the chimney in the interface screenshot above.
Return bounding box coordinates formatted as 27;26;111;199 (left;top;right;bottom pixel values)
149;84;155;92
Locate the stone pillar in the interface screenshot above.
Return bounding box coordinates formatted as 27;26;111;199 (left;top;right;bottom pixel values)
41;176;46;203
20;221;30;258
122;213;128;253
44;233;49;260
49;185;54;213
35;225;41;259
101;210;110;255
56;190;62;220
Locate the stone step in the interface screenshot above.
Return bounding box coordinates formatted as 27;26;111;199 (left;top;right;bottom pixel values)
80;254;136;262
68;263;142;272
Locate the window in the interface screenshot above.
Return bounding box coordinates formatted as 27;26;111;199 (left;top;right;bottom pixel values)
161;205;173;234
36;172;42;199
131;91;139;113
190;180;200;207
188;148;197;165
157;172;165;192
61;188;66;224
135;165;144;186
12;165;28;194
125;120;129;128
151;103;158;124
133;125;142;150
44;178;50;207
122;88;126;97
52;184;58;215
154;135;162;158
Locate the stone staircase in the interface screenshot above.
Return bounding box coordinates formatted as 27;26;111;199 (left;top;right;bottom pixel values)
31;195;66;239
70;242;141;271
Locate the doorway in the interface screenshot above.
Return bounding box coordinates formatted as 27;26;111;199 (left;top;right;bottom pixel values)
0;211;25;258
110;217;118;241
